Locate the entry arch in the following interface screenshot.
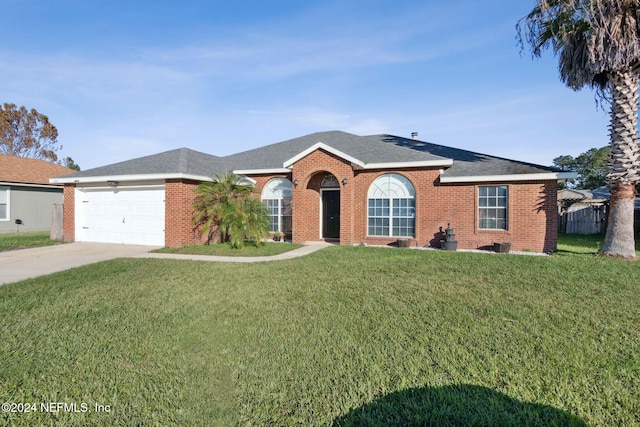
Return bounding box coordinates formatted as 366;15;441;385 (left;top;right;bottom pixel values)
320;172;340;239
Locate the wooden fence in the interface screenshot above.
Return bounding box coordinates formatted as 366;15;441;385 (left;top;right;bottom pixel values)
559;205;607;235
51;203;63;241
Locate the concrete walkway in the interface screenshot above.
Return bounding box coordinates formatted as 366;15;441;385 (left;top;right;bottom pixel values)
132;241;333;263
0;241;332;286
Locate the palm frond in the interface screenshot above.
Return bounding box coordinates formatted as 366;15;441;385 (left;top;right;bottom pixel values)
192;171;270;247
518;0;640;89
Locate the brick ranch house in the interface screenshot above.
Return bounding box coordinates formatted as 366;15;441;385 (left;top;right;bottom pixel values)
51;131;575;252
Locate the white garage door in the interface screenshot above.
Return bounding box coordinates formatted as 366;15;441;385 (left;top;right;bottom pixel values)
76;186;165;246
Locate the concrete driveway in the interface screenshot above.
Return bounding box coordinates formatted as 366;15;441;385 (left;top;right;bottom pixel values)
0;241;333;286
0;243;158;286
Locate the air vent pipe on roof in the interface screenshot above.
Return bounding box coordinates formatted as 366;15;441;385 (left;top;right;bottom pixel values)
411;132;419;140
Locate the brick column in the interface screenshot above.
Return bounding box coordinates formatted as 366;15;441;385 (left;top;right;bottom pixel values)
165;179;204;247
63;184;75;242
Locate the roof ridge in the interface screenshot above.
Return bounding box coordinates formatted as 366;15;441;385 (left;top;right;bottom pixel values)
220;130;352;160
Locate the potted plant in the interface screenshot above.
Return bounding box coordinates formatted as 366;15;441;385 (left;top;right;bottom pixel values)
273;230;283;242
493;242;511;253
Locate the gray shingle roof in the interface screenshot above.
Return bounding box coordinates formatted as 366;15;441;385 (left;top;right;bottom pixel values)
224;131;449;170
55;131;562;181
372;134;561;178
60;148;229;179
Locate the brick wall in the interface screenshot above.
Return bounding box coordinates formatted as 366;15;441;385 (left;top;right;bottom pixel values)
428;179;558;253
247;149;559;253
165;179;208;247
289;149;355;244
62;184;75;242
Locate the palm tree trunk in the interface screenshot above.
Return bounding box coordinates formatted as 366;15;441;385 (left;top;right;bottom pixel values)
602;70;639;259
603;183;636;257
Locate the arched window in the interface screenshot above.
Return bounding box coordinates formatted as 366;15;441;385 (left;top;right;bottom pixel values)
321;174;339;187
367;174;415;237
261;178;293;233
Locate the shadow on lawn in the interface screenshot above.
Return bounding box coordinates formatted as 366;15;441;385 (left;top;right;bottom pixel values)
332;384;586;427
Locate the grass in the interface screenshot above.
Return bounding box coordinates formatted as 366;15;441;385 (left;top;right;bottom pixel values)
556;232;640;257
0;230;64;252
0;237;639;425
556;233;605;254
152;241;303;256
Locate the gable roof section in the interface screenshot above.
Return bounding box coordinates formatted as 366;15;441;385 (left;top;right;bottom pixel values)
229;131;452;174
51;148;228;184
558;187;611;203
372;134;575;182
558;188;590;201
0;154;74;186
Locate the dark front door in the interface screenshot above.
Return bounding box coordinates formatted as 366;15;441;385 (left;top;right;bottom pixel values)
322;190;340;239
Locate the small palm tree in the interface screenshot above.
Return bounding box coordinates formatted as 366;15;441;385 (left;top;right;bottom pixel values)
192;172;270;248
518;0;640;259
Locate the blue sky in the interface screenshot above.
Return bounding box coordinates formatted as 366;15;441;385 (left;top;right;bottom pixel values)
0;0;610;170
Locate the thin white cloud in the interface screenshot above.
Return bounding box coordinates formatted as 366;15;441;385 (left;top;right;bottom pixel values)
240;107;388;136
135;5;497;82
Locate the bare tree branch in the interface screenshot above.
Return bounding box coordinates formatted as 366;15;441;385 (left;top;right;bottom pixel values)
0;103;61;162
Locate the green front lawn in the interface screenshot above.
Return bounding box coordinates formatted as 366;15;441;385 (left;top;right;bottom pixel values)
1;242;639;425
556;232;640;257
0;230;63;252
556;232;605;254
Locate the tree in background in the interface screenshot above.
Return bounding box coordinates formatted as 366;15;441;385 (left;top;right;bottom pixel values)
553;146;610;189
63;156;81;171
192;172;270;248
0;103;61;162
518;0;640;259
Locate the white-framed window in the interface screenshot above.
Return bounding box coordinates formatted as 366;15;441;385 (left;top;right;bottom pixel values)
367;174;415;237
478;185;508;230
261;178;293;233
0;187;8;221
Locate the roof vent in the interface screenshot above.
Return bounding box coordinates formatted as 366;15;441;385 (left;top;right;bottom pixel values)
411;132;419;140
